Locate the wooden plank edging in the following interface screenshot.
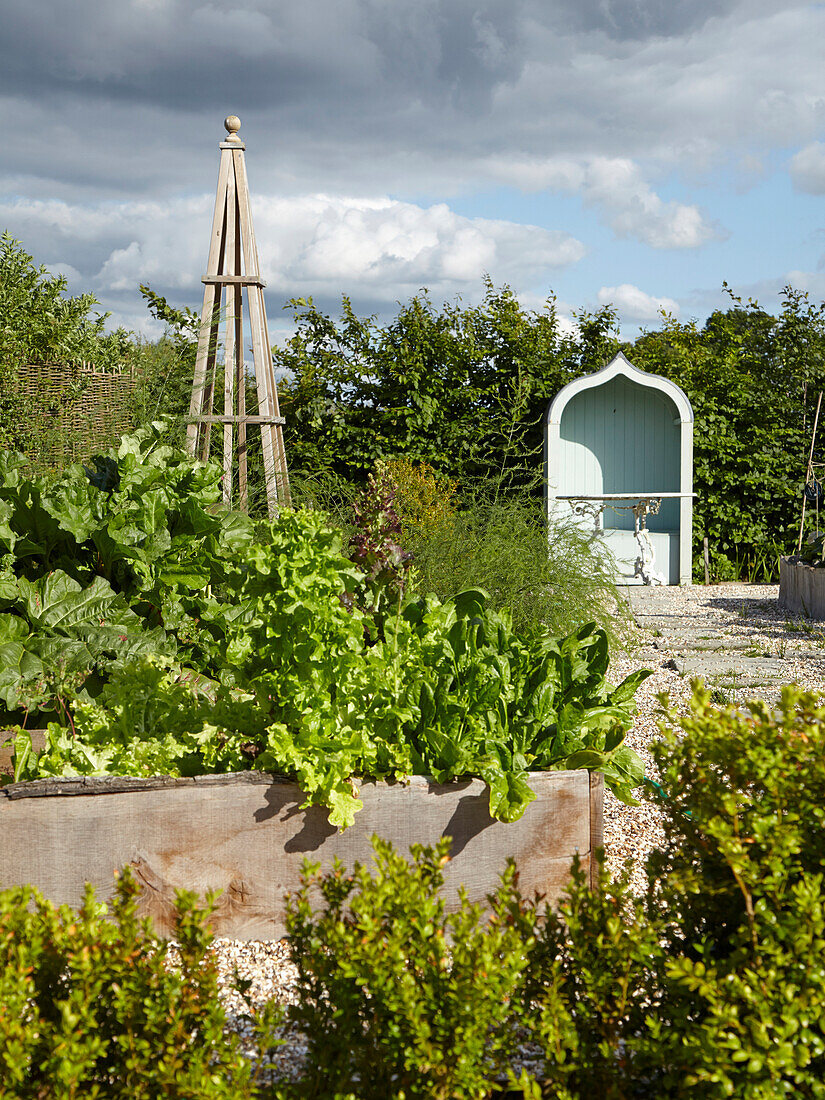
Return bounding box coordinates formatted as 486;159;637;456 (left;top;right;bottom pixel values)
1;770;277;800
589;769;605;890
1;769;604;939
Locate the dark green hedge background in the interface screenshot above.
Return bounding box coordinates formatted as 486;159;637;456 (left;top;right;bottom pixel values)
276;280;825;581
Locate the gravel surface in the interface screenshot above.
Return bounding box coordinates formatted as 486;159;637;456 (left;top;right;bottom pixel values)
204;582;825;1082
606;582;825;891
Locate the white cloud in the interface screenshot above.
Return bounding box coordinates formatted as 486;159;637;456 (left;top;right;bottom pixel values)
598;283;680;321
790;142;825;194
3;0;823;339
46;261;84;287
784;269;825;299
583;158;717;249
0;191;585;328
4;0;825;205
486;154;717;249
79;192;584;298
254;195;585;294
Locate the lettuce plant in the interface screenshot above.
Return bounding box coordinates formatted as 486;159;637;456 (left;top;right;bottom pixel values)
4;423;648;826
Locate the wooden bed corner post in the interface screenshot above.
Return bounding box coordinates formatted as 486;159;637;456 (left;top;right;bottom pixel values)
589;770;604;890
187;115;291;516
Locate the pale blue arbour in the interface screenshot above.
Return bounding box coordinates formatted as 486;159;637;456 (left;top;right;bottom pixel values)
545;353;694;585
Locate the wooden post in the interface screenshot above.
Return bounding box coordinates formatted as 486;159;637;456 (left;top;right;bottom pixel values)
798;392;823;554
187;116;290;515
703;537;710;585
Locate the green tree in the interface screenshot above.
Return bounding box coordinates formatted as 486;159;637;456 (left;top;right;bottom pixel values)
135;275;825;578
632;285;825;578
132;284;200;441
276;278;619;493
0;232;130;371
0;232;132;454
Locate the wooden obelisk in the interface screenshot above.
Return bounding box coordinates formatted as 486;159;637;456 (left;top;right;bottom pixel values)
187;115;290;515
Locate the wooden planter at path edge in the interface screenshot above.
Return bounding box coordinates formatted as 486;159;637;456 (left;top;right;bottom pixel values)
0;770;604;939
779;555;825;620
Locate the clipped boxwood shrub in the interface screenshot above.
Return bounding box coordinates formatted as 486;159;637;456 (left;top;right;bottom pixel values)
5;685;825;1097
279;684;825;1099
282;838;536;1099
0;871;282;1099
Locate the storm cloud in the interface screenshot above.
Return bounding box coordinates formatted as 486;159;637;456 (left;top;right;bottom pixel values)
0;0;822;333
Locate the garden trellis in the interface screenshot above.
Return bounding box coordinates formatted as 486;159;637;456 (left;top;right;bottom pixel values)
187;115;290;515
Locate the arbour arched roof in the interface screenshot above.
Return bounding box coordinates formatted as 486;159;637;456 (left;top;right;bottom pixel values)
546;351;694;426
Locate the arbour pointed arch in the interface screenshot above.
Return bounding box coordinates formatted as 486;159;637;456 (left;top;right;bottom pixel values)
544;352;694;585
187;115;290;516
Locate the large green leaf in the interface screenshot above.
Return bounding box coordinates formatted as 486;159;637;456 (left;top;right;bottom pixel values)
42;480;101;544
0;451;28;488
18;572;132;632
0;498;18;554
0;637;45;709
481;764;536;823
610;669;653;705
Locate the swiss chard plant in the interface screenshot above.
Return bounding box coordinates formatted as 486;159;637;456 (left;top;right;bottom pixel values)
0;422;255;720
4;423;648;826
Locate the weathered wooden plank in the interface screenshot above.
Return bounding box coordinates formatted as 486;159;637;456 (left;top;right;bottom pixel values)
0;770;599;939
201;275;265;286
222;163;238;507
589;769;604;889
779;557;825;620
235;284;247;511
185;414;285;425
186;142;231;458
1;769;275;799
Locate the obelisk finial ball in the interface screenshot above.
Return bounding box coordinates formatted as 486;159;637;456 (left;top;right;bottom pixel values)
224;115;241;136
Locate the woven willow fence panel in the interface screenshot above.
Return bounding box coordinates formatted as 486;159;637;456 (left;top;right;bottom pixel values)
17;362;136;468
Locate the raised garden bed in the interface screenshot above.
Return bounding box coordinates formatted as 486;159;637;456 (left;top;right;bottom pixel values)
0;768;603;939
778;555;825;619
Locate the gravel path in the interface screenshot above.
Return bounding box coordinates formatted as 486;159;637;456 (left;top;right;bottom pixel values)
208;582;825;1082
605;582;825;891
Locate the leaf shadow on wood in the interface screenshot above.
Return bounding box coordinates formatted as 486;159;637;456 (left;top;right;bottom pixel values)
253;780;338;852
441;789;495;857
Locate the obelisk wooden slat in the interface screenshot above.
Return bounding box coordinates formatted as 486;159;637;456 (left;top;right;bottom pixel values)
187;115;290;515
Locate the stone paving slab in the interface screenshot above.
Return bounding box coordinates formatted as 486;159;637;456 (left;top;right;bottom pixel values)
634;616;718;632
673;654;787;683
627;588;789;689
654;635;758;652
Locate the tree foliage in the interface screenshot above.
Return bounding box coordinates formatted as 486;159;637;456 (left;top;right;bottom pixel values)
278;280;825;579
633;285;825;578
0;232;132;457
276;279;620;490
0;232;130;372
7;228;825;577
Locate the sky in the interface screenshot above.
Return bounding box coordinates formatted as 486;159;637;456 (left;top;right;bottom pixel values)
2;0;825;343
